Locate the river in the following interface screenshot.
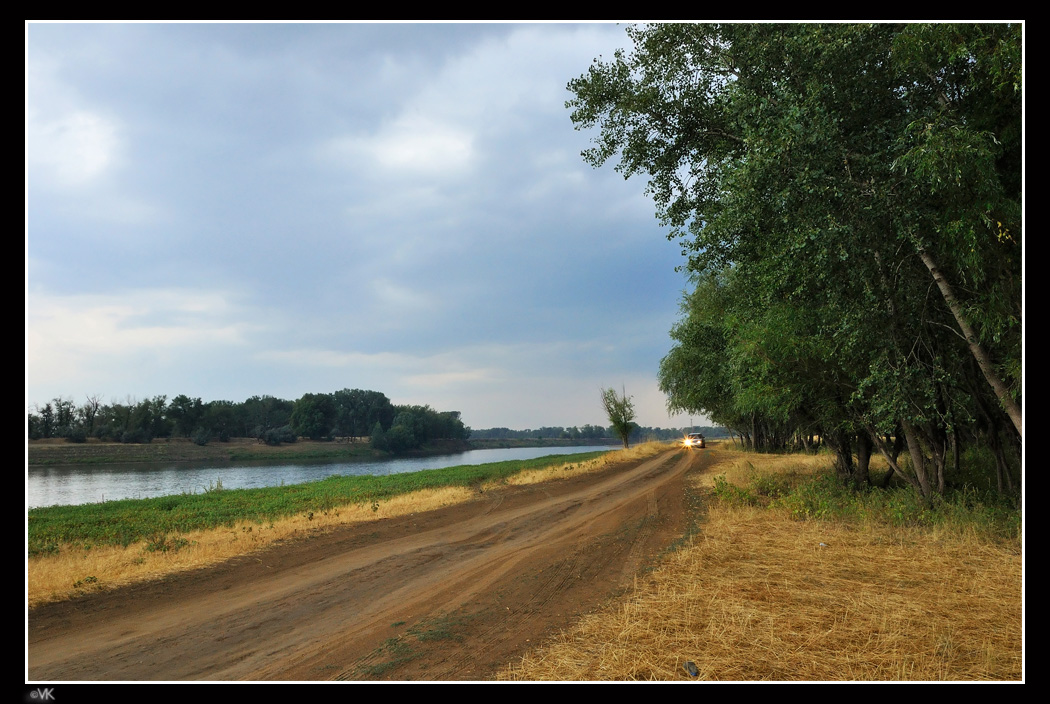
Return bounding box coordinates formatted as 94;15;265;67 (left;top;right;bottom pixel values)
26;445;614;508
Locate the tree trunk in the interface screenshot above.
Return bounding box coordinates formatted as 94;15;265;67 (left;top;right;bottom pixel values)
866;424;919;492
917;246;1022;438
854;433;872;488
901;419;934;501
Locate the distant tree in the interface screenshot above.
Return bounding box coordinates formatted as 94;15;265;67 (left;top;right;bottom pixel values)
27;413;42;440
262;425;297;446
601;387;637;449
369;421;387;451
81;394;103;436
333;389;395;441
203;400;238;441
290;393;335;441
241;395;295;439
52;397;77;437
168;395;204;437
39;403;55;439
129;396;169;439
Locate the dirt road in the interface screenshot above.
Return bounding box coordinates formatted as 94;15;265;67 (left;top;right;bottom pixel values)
28;447;712;681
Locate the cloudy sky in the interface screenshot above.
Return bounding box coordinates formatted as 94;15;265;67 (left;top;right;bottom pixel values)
26;22;707;431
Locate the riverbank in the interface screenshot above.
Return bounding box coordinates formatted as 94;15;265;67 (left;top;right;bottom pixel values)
28;445;655;606
26;437;473;466
467;438;620;450
29;443;686;679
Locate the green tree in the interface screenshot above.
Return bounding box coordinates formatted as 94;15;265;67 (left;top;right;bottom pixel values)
601;387;636;449
571;23;1021;498
168;394;204;437
332;389;395;441
290;393;335;441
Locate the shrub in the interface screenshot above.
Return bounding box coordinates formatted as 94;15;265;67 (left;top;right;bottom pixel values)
120;428;152;444
65;427;87;443
712;475;759;507
263;425;297;445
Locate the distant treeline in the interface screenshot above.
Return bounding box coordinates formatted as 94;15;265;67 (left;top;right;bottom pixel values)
26;389;468;453
470;425;728;442
27;391;728;453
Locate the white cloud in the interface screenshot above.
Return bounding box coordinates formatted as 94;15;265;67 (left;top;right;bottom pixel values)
325;115;475;176
26;107;119;188
25;48;161;227
254;347;404;369
25;288;259;403
319;25;622;181
25;54;122;190
373;115;475;173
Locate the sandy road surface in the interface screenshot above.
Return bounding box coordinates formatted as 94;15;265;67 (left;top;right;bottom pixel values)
29;448;713;681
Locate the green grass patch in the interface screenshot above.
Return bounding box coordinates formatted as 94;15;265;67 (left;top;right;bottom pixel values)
714;467;1021;544
355;637;420;678
350;613;470;679
408;614;465;642
28;452;609;556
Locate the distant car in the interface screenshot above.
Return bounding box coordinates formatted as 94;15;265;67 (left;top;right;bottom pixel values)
683;432;706;449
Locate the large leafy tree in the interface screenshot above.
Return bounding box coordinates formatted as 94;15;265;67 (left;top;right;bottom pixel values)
571;23;1021;497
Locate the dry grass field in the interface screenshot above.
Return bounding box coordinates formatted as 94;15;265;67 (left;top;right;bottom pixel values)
501;447;1023;681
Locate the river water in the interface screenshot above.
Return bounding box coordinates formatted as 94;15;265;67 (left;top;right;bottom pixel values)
26;445;614;508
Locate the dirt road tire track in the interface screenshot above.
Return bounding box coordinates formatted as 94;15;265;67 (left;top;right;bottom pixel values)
29;447;714;681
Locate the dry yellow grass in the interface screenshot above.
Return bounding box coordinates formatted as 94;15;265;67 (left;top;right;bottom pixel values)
28;444;670;607
500;441;669;487
501;448;1022;682
692;444;829;487
28;484;478;608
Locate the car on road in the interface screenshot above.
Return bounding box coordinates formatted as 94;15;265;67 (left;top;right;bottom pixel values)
682;432;706;449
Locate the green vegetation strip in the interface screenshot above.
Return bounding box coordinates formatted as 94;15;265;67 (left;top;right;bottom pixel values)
712;467;1021;545
28;452;608;557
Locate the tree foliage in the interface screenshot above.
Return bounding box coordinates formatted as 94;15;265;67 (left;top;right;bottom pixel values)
27;387;466;453
571;23;1021;498
601;387;637;449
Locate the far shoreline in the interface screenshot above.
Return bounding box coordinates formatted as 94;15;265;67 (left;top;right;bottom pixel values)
26;436;620;467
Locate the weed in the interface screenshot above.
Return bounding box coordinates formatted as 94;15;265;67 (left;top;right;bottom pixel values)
143;533;191;553
351;614;468;678
357;655;417;678
353;636;420;678
409;614;464;642
30;541;59;558
72;575;98;588
712;475;759;506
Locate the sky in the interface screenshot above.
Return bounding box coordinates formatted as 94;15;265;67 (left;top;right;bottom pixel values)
26;22;709;431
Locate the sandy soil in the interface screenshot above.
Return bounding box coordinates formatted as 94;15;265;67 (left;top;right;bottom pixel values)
28;447;712;681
